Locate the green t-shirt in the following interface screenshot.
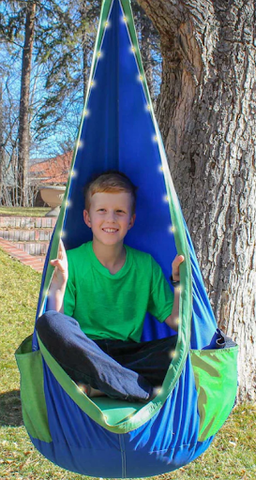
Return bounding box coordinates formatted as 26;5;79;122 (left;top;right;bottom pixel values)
64;241;174;342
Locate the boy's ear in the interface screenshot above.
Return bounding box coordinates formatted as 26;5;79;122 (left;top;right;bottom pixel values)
128;213;136;230
83;209;91;228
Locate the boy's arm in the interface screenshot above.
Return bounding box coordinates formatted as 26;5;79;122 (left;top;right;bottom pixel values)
164;255;184;332
47;240;68;313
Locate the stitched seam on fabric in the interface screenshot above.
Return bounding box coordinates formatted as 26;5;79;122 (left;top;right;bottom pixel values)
118;434;127;477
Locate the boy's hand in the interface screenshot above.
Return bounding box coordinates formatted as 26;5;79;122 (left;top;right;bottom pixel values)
172;255;185;282
165;255;185;331
48;240;68;312
50;239;68;289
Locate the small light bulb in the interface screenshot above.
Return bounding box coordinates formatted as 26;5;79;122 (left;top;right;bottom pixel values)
137;74;144;82
78;139;84;149
130;45;136;53
152;134;158;143
158;165;164;173
90;80;96;88
83;109;90;117
97;50;103;58
65;199;71;208
60;230;66;239
169;349;178;360
153;386;162;396
168;225;176;233
122;15;128;23
71;169;77;178
163;195;169;203
104;20;111;28
145;104;151;112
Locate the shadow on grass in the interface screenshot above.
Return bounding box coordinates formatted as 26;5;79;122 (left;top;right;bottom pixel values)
0;389;23;427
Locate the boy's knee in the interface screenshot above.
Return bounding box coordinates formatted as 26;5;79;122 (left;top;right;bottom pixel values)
36;310;59;336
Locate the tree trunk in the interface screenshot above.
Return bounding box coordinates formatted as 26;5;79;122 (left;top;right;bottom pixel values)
138;9;155;99
17;1;36;207
0;80;3;196
138;0;256;402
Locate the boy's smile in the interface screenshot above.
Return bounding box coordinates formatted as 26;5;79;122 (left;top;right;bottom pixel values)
83;191;136;248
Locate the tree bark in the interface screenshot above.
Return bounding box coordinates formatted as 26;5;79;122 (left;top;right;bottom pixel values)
17;1;36;207
0;80;3;194
138;0;256;402
137;8;155;99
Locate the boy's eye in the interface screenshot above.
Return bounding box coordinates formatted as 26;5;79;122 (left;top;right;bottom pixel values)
116;210;125;214
97;208;106;212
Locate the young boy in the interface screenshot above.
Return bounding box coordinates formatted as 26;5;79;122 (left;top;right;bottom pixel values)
36;171;184;403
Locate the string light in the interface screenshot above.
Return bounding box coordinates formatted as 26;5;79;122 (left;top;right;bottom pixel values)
97;50;103;59
152;134;158;143
145;104;151;112
104;20;111;28
163;195;169;203
175;317;181;327
158;165;164;173
60;230;66;239
83;109;90;118
153;386;162;396
130;45;136;53
90;80;96;88
169;349;178;360
71;169;77;178
78;139;84;149
122;15;128;23
137;74;144;82
65;199;72;209
168;225;176;233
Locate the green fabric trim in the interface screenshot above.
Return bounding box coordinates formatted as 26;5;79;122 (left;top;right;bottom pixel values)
15;336;52;442
121;0;150;104
190;346;238;442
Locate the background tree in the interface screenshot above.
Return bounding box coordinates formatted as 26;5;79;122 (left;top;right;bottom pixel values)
17;1;36;207
0;80;3;194
0;40;21;206
137;0;256;402
0;0;161;204
0;0;88;203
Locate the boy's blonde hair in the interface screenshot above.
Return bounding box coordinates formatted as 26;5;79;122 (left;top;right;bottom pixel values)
84;171;137;214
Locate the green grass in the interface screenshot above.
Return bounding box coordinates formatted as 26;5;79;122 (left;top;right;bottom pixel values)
0;207;50;217
0;247;255;480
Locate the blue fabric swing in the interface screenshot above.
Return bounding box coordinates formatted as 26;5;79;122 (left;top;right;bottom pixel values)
15;0;238;477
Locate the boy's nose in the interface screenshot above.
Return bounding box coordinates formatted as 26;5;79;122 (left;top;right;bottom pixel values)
106;211;116;222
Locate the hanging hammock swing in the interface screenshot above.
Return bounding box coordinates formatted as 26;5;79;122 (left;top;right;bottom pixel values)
16;0;238;477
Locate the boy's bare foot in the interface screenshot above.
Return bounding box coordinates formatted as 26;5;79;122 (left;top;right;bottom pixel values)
77;383;106;398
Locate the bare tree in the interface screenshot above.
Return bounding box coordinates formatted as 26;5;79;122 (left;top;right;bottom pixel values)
17;1;36;207
138;0;256;402
0;80;3;192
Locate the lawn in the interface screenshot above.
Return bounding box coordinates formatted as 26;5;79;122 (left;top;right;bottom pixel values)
0;207;50;217
0;247;255;480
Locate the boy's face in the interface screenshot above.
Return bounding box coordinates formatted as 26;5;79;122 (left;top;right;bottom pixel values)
83;191;135;247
